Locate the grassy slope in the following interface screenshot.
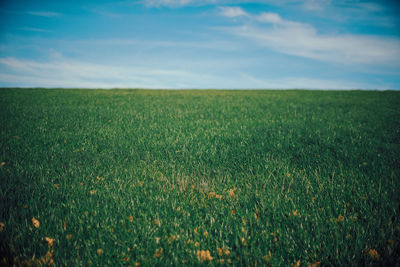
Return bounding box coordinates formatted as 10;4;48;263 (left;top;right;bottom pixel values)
0;89;399;266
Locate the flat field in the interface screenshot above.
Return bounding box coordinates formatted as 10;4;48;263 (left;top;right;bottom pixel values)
0;89;399;266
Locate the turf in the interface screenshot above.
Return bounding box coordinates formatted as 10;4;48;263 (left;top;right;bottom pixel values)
0;88;399;266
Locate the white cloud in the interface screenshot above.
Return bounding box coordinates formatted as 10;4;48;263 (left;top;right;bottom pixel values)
0;56;388;89
0;56;197;88
140;0;197;7
301;0;331;11
18;27;51;32
219;10;400;67
26;11;60;17
237;73;384;89
257;12;282;23
219;6;248;17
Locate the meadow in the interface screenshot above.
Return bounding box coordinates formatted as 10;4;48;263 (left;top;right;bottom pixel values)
0;88;399;266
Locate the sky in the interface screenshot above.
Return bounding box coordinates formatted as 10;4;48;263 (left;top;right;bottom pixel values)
0;0;399;89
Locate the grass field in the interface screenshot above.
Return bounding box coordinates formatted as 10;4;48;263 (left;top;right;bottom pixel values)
1;88;399;266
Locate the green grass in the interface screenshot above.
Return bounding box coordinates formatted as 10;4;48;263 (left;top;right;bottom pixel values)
1;88;399;266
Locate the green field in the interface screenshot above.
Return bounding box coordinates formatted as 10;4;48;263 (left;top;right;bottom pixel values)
1;89;399;266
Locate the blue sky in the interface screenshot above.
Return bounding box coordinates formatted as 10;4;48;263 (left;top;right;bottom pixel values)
0;0;399;89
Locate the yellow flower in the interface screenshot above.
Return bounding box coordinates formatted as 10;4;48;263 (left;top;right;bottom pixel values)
203;231;208;238
153;248;163;258
241;237;247;246
135;262;140;267
66;234;72;240
194;227;199;234
1;162;5;166
0;222;4;232
208;192;216;198
228;187;237;198
217;247;230;256
194;242;200;247
32;217;40;228
215;194;223;200
45;237;55;249
196;250;213;262
154;219;161;227
128;216;133;221
41;251;53;265
365;249;379;260
97;249;104;256
96;176;104;181
292;260;300;267
293;210;298;217
336;215;344;222
263;250;272;262
89;190;96;195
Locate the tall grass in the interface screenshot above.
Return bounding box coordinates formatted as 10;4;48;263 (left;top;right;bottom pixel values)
1;89;399;266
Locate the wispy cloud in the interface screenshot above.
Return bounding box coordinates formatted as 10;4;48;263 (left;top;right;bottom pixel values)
18;27;51;32
301;0;331;11
0;56;217;88
26;11;60;17
219;6;248;17
0;55;388;89
219;9;400;67
140;0;197;8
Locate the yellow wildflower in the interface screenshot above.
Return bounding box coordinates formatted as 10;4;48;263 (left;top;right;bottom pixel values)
66;234;72;240
135;262;140;267
0;222;4;232
228;187;237;198
154;219;161;227
89;190;96;195
365;249;379;260
292;260;300;267
97;249;104;256
41;251;53;265
217;247;230;256
153;248;163;258
196;250;213;262
194;242;200;247
208;192;216;198
45;237;55;249
203;231;208;238
128;216;133;221
337;215;344;222
32;217;40;228
263;250;272;262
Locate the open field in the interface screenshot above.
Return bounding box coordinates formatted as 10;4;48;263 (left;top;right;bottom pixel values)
0;88;399;266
